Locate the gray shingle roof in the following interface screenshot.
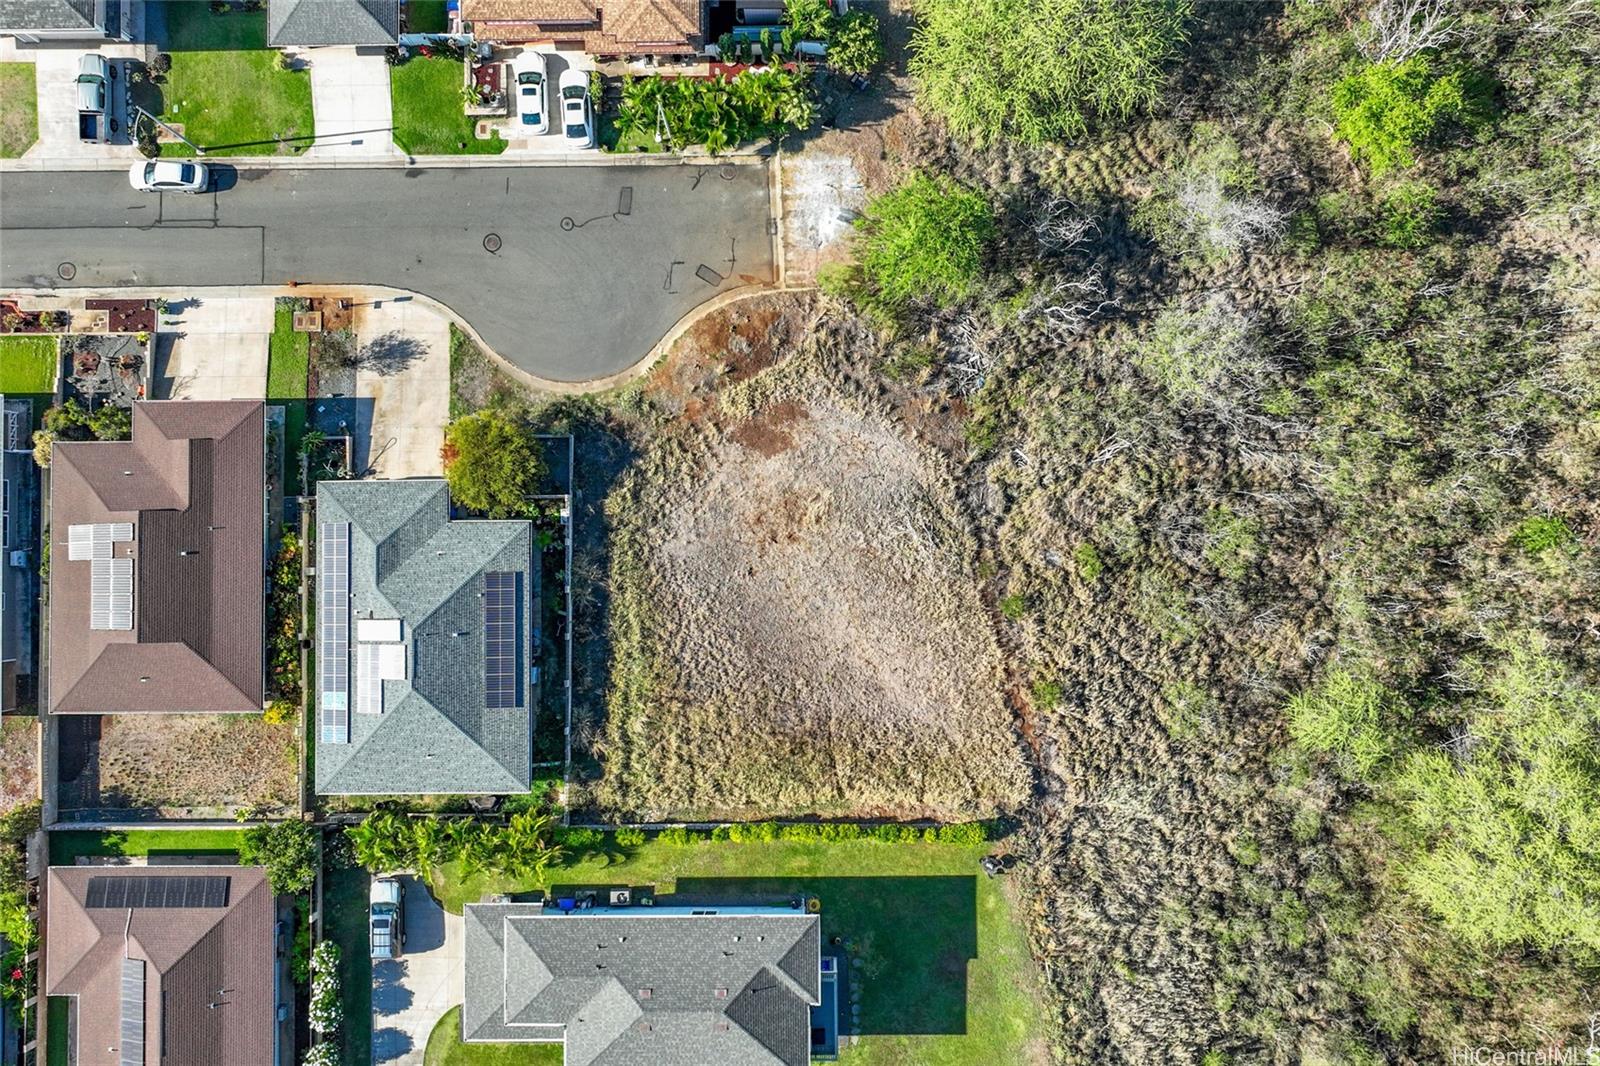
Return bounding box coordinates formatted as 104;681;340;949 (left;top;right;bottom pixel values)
314;479;535;795
0;0;99;31
463;907;821;1066
267;0;398;45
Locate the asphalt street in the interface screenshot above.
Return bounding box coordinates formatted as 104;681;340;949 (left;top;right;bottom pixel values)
0;163;775;382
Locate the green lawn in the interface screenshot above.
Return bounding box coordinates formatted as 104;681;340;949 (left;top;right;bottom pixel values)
426;838;1048;1066
268;302;309;399
49;828;245;866
0;62;38;158
425;1007;561;1066
407;0;450;33
392;57;506;155
156;2;313;156
325;864;373;1066
0;336;57;393
46;997;70;1066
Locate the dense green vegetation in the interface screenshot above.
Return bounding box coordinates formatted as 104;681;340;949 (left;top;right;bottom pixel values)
908;0;1192;144
442;409;549;518
239;819;319;895
614;69;813;154
796;0;1600;1060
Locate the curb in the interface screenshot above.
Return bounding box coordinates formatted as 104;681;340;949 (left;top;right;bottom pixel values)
0;149;772;174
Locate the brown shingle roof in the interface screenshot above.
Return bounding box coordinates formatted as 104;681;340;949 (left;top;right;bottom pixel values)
44;865;276;1066
462;0;597;24
461;0;700;49
47;401;265;714
607;0;697;43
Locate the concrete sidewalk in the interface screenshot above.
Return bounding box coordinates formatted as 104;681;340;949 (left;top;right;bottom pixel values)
306;46;396;159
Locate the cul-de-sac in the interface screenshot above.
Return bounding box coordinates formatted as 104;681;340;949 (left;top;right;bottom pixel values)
0;1;1596;1065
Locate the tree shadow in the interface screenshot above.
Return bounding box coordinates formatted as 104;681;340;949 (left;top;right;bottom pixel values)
372;960;415;1017
358;331;428;378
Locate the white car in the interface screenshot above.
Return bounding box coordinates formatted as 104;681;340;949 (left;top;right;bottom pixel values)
128;159;210;193
511;51;547;133
558;69;594;149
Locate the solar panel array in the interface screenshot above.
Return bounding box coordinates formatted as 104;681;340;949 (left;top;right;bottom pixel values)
355;642;384;716
84;875;230;910
484;571;520;709
319;521;351;744
120;957;146;1066
69;523;136;631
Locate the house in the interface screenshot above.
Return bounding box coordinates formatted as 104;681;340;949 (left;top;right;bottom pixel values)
47;400;265;715
267;0;399;47
1;397;39;716
0;0;129;41
314;478;537;796
43;865;278;1066
460;0;705;57
462;902;823;1065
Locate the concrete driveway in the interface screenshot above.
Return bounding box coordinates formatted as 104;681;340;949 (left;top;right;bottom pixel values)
307;47;394;158
372;876;462;1066
149;295;271;400
353;297;450;478
16;43;142;163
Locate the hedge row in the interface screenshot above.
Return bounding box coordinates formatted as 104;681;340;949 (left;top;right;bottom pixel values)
559;821;992;849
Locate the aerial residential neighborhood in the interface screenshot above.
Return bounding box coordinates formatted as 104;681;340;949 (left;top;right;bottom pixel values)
2;1;1597;1065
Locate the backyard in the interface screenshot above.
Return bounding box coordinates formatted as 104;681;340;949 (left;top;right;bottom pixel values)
48;827;245;866
0;335;57;393
0;62;37;158
0;718;38;815
391;56;505;156
324;863;373;1066
154;1;313;156
424;835;1049;1066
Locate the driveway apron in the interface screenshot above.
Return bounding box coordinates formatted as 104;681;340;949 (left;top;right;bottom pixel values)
307;47;395;158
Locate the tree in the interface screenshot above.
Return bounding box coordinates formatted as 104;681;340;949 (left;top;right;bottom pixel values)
909;0;1192;145
1331;55;1492;176
1287;669;1408;779
240;820;320;895
346;809;413;872
835;173;996;313
441;409;546;519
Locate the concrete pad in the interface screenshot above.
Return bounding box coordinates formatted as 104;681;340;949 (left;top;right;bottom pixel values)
353;297;450;479
26;45;142;163
151;295;273;401
372;876;462;1066
307;47;395;158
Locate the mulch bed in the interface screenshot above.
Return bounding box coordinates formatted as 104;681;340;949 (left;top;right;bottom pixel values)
84;299;156;333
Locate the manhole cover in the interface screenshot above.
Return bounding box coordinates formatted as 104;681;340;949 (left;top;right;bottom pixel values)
58;262;77;280
559;217;575;232
483;233;502;253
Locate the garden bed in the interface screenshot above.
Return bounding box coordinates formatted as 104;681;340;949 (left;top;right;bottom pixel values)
83;299;156;334
62;334;149;408
0;301;67;335
0;718;39;815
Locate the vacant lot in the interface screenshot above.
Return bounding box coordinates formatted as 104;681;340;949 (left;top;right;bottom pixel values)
598;354;1029;820
426;835;1048;1066
0;62;37;158
156;1;313;155
0;717;38;814
60;714;297;816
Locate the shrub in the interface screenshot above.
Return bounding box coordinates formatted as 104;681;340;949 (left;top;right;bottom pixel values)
308;942;341;1035
1288;669;1407;779
441;409;547;519
998;594;1026;620
240;820;319;895
827;9;884;79
1229;833;1262;866
611;827;645;847
0;805;40;951
1032;678;1063;710
784;0;832;40
302;1046;339;1066
1331;56;1492;177
843;173;995;314
910;0;1192;145
871;824;922;843
1511;514;1574;556
1074;543;1104;581
935;822;989;845
1376;181;1439;248
615;69;814;154
656;826;701;846
1132;129;1285;262
557;827;604;852
263;699;296;725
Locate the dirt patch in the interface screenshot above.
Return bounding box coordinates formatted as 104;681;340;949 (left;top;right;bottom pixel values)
646;291;816;419
599;369;1031;820
0;717;39;815
87;714;298;817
